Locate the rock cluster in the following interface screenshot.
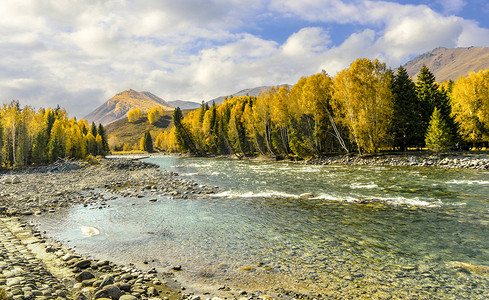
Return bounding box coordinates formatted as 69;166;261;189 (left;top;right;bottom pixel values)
310;153;489;170
0;158;218;217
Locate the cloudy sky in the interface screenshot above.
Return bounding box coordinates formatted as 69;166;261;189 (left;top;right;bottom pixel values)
1;0;489;118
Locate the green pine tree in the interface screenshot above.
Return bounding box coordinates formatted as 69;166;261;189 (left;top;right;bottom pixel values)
415;65;457;146
97;123;110;155
143;131;153;153
48;133;64;162
425;107;453;152
32;129;49;164
391;66;423;150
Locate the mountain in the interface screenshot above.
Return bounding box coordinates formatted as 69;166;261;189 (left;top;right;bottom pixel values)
168;100;201;110
84;89;174;125
207;85;289;105
403;47;489;82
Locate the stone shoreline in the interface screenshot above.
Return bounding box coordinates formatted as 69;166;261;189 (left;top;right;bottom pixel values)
307;152;489;170
0;158;239;300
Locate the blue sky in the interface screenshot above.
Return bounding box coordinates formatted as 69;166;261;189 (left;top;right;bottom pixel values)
1;0;489;118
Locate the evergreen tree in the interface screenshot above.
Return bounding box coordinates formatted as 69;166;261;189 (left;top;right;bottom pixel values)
46;110;55;137
91;122;97;137
32;130;49;163
48;133;64;162
142;131;154;152
415;65;457;145
391;66;423;150
173;107;199;154
425;107;453;151
97;123;110;155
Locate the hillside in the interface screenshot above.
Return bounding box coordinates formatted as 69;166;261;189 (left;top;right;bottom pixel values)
84;89;174;125
403;47;489;82
105;109;190;150
207;85;289;105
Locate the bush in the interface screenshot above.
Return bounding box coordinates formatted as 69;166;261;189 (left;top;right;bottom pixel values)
86;154;100;165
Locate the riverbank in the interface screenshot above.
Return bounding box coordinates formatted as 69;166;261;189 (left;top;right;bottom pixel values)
307;151;489;170
0;158;227;300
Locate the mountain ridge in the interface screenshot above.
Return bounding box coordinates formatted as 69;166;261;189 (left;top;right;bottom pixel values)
403;46;489;82
84;89;174;125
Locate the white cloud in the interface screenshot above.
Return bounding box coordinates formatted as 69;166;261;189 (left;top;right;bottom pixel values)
1;0;489;118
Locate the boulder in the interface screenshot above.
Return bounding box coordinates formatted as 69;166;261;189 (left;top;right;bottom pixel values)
73;292;87;300
100;275;114;288
94;285;124;300
75;271;95;282
12;176;21;184
73;259;91;269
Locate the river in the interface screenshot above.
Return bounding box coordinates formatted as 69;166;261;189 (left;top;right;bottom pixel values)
34;156;489;298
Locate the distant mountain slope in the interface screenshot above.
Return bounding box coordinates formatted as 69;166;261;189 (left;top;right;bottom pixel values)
168;100;201;110
105;109;191;149
403;47;489;82
207;85;289;105
84;89;174;125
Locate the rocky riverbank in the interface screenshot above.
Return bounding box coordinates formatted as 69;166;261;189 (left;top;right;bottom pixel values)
308;152;489;170
0;158;236;300
0;158;218;217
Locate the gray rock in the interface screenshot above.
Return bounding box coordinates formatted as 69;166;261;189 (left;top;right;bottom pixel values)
73;259;91;269
118;283;131;292
96;260;110;267
95;285;124;300
100;275;114;288
75;270;95;282
73;292;87;300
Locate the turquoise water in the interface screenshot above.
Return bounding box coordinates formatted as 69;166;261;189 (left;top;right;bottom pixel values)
35;156;489;298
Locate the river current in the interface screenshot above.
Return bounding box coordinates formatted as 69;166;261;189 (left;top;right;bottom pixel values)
34;156;489;298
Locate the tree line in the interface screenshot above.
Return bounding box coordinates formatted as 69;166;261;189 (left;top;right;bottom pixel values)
0;101;109;168
154;58;489;158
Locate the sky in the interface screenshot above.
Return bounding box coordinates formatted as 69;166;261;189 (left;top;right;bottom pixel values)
1;0;489;118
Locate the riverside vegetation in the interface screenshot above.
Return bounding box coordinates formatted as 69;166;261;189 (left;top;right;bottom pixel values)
151;60;489;159
0;101;110;169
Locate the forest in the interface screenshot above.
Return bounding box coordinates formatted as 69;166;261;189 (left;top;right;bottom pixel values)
154;58;489;159
0;101;109;168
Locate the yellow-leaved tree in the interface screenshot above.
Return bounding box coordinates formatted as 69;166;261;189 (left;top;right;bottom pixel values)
127;108;142;123
451;70;489;145
148;107;165;124
332;58;394;153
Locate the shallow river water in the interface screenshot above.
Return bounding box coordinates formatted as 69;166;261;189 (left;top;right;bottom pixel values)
35;156;489;298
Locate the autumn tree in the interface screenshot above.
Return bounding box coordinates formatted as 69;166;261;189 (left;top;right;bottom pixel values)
148;107;165;124
48;120;65;162
127;108;142;123
451;70;489;146
332;58;394;153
